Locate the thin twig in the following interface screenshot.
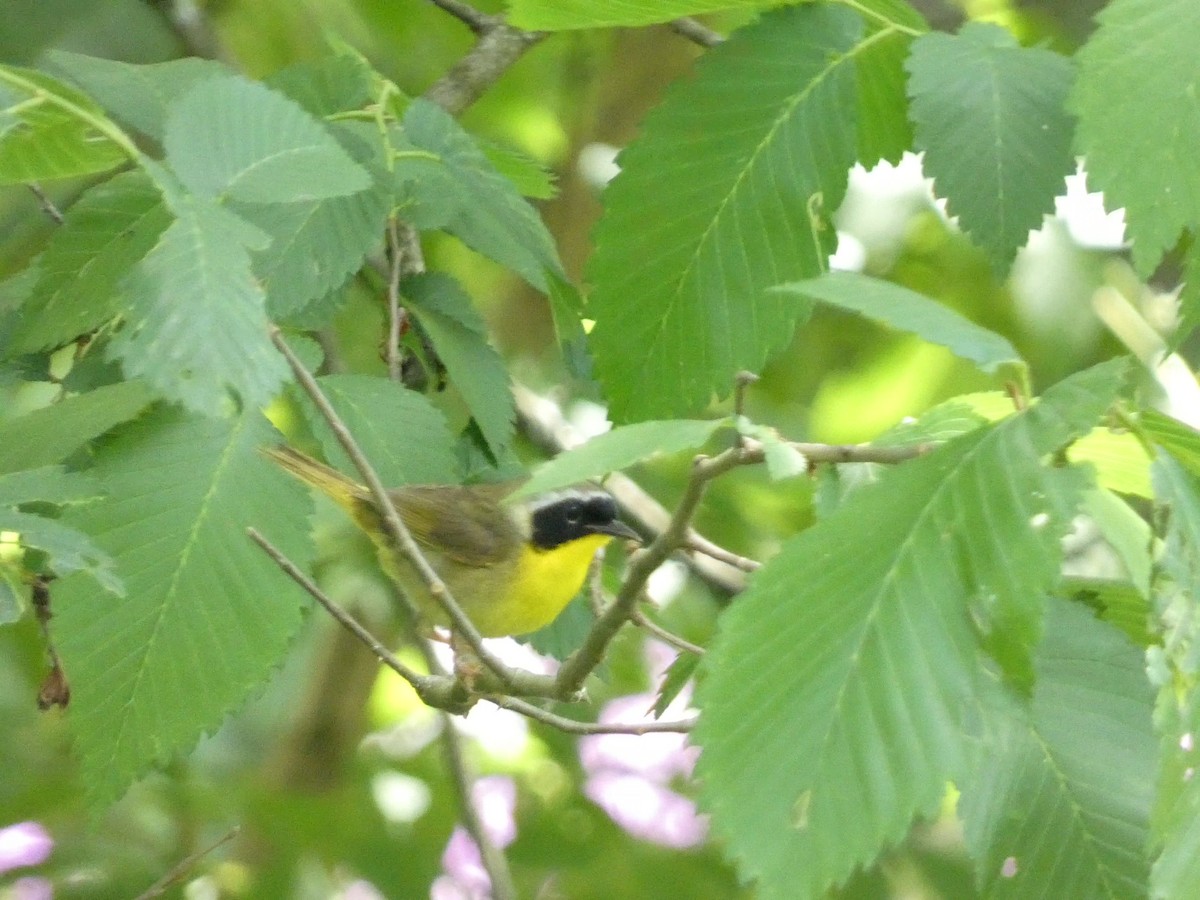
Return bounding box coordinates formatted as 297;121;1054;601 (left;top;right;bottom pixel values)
425;0;493;33
629;607;705;657
485;695;697;734
132;826;241;900
247;528;471;711
27;183;64;224
683;533;760;572
385;216;405;382
787;440;933;464
440;715;516;900
669;16;724;48
269;328;518;688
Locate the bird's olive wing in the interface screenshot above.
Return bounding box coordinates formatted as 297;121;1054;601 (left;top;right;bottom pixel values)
389;483;522;568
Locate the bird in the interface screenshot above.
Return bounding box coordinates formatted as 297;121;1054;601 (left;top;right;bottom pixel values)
264;445;639;637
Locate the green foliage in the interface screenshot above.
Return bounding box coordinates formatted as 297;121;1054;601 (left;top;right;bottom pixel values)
588;4;863;422
1147;453;1200;898
959;599;1154;898
299;374;461;486
0;466;121;594
694;361;1125;899
1071;0;1200;275
0;65;128;184
907;23;1076;275
398;99;564;292
403;273;516;462
0;380;153;473
51;405;312;810
163;75;369;203
3;3;1200;897
7;172;171;354
43;51;228;139
109;193;287;415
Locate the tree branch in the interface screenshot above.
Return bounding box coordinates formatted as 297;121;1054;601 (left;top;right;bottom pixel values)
425;0;493;33
425;23;547;116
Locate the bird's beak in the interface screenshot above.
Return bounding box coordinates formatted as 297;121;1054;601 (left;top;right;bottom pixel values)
590;520;641;543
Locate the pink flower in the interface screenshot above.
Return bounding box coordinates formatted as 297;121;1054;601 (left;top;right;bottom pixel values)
0;822;53;874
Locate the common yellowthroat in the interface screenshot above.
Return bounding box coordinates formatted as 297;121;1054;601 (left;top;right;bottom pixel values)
265;446;639;636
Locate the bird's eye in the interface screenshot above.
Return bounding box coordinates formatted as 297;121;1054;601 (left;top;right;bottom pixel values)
564;501;583;524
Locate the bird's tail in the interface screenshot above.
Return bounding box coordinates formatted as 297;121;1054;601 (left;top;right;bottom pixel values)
262;445;365;512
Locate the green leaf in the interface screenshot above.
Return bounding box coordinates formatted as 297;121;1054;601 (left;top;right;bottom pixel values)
234;124;390;320
399;99;564;292
51;405;312;811
511;419;728;500
874;391;1014;447
1070;0;1200;275
508;0;769;29
777;272;1023;374
0;466;101;506
587;5;861;422
163;74;370;203
43;51;227;140
1143;409;1200;477
7;170;172;355
906;23;1076;275
301;374;459;486
1151;683;1200;899
0;380;155;474
736;421;807;481
1145;453;1200;896
855;0;926;168
109;195;288;415
0;64;127;184
263;54;373;119
478;137;558;200
959;599;1154;898
403;273;515;462
694;360;1126;899
1082;486;1152;596
0;509;121;594
1060;576;1153;648
1175;240;1200;347
1069;425;1152;499
654;651;701;718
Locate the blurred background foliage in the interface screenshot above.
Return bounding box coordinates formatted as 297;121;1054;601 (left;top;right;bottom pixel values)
0;0;1166;897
